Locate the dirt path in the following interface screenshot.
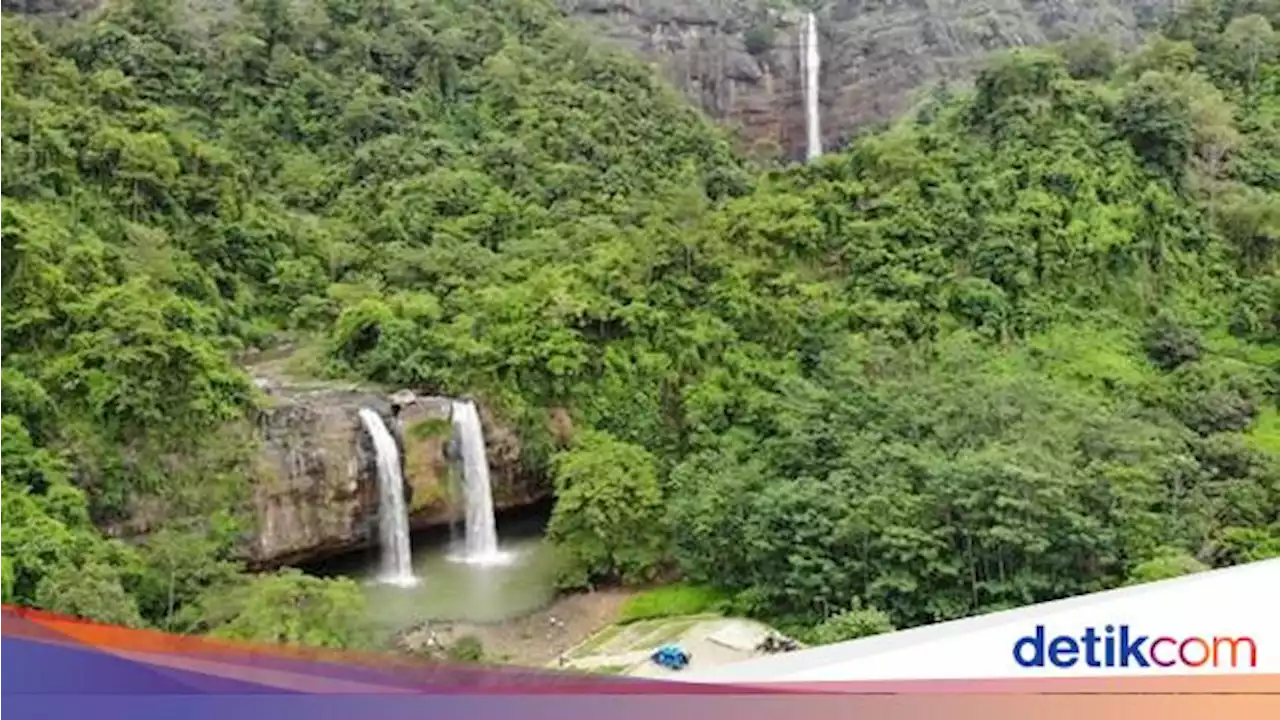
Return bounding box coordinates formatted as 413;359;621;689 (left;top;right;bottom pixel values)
432;589;637;667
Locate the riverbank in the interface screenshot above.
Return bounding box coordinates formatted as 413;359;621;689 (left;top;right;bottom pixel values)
393;581;791;678
398;588;638;667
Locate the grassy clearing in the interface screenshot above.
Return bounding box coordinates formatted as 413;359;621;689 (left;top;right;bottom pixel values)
616;584;728;624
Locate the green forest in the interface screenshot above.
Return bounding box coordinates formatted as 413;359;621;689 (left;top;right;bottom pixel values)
2;0;1278;651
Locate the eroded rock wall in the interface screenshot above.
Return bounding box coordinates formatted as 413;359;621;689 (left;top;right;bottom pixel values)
250;382;550;566
250;385;389;565
563;0;1174;158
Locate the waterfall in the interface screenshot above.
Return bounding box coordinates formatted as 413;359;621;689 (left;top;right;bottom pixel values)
801;11;822;161
451;399;504;564
358;408;417;587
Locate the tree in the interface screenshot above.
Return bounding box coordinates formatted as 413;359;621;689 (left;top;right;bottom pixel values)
1170;72;1242;187
1;415;68;494
1124;37;1198;77
546;430;667;588
808;599;896;645
1126;550;1210;585
1;557;14;604
33;562;145;628
1057;36;1118;79
1216;187;1280;271
1145;314;1204;371
1221;15;1278;88
185;570;372;649
2;481;86;606
1119;72;1197;179
1163;0;1231;51
132;521;245;632
1210;526;1280;563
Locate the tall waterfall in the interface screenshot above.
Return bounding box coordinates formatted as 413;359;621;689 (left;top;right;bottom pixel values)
451;400;504;564
358;408;417;586
801;11;822;161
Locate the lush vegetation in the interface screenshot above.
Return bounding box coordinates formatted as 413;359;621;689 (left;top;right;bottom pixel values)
2;0;1278;650
555;2;1280;633
1;0;743;646
615;584;729;624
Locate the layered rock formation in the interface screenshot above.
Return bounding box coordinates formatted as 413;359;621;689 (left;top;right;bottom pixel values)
563;0;1174;158
250;379;548;566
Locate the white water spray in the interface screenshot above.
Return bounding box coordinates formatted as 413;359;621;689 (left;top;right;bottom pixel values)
801;11;822;161
450;400;506;565
358;408;417;587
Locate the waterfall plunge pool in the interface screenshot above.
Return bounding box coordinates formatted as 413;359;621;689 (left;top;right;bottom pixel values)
311;503;560;630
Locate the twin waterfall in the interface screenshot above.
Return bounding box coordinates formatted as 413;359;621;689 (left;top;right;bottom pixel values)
358;408;417;587
359;399;504;586
801;11;822;161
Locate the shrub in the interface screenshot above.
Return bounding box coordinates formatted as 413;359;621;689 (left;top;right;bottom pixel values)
744;24;776;56
806;599;895;645
446;635;485;663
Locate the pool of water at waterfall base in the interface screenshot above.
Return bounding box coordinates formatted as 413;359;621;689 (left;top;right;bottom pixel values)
313;509;560;630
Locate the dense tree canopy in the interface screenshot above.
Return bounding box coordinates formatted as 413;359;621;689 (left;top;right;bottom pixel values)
2;0;1277;646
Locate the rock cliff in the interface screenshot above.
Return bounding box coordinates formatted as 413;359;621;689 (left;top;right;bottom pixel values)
250;379;548;566
8;0;1176;158
562;0;1174;159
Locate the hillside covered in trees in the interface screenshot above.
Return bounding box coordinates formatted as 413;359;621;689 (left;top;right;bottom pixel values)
2;0;1278;649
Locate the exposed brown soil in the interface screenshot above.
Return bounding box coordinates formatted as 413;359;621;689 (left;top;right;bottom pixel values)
400;588;637;667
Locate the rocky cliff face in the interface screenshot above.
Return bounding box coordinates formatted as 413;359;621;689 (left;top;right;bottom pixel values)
9;0;1175;158
249;379;548;566
563;0;1174;159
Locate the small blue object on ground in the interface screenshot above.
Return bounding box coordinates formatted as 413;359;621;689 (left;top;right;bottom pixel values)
650;644;691;671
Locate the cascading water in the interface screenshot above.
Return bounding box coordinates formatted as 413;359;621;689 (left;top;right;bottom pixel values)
358;408;417;587
450;399;506;565
801;11;822;161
